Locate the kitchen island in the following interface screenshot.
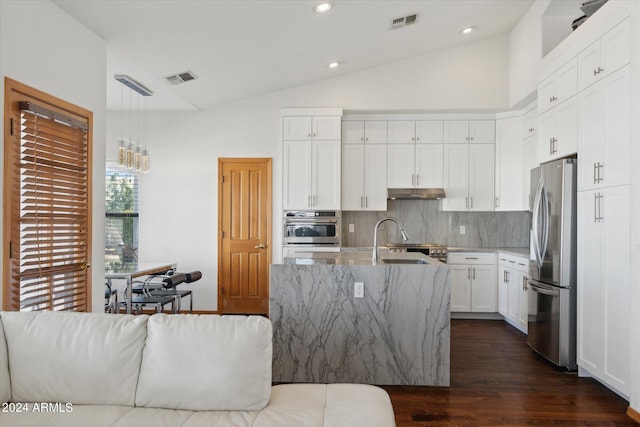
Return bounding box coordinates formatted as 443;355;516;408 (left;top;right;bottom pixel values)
269;251;450;386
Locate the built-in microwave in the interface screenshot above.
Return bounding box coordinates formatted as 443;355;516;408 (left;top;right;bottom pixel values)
283;211;341;246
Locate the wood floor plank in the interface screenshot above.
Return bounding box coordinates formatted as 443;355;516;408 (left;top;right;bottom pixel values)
383;319;635;426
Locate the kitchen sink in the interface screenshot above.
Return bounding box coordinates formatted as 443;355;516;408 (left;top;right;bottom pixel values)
380;258;427;264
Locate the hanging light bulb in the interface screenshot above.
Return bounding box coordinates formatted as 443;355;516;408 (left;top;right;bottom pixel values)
117;138;126;166
126;140;134;169
134;146;141;171
142;148;150;174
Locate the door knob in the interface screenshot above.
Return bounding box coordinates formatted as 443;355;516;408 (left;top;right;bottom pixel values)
255;244;266;249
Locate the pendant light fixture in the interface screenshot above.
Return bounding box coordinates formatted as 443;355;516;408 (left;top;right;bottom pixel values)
114;74;153;173
117;84;126;167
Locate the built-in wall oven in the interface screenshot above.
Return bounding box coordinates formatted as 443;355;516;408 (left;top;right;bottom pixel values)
283;211;341;246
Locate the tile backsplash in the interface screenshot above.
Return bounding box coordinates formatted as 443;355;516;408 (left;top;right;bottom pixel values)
341;200;530;248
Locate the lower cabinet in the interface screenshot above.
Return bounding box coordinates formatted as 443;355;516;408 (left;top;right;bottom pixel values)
577;185;629;395
497;253;528;333
448;253;497;312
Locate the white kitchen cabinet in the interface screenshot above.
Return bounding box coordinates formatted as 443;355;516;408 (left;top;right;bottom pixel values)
448;252;497;313
523;136;537;211
283;139;341;210
537;95;577;164
577;66;629;191
342;120;387;144
522;106;537;140
283;116;341;141
444;120;495;144
342;143;387;210
495;116;526;211
577;185;629;395
537;58;578;114
498;253;529;333
387;120;443;189
578;18;629;91
443;143;494;211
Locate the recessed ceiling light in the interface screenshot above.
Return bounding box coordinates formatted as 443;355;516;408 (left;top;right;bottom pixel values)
328;61;340;69
314;3;332;13
461;26;477;35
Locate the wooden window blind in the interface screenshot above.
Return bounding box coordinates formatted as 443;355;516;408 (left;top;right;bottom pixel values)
3;78;93;311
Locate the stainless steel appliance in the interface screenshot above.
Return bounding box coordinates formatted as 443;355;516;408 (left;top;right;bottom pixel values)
528;158;577;370
386;243;448;263
283;211;341;246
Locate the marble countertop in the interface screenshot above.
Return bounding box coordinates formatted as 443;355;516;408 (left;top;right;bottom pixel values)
447;247;529;257
283;251;440;266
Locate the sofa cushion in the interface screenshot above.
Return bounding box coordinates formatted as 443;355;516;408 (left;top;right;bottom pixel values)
135;314;272;411
254;384;396;427
0;316;11;404
1;311;148;405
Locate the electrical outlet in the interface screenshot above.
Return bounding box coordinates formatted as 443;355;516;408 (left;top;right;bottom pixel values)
354;282;364;298
349;223;355;233
460;225;466;235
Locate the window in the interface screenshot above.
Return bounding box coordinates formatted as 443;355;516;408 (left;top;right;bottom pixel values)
3;78;92;312
105;166;139;268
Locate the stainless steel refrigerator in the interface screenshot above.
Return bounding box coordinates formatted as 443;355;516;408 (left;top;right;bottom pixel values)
527;157;577;370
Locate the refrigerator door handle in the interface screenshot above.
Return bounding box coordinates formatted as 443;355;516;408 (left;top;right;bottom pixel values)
529;281;560;297
540;184;550;264
531;179;544;268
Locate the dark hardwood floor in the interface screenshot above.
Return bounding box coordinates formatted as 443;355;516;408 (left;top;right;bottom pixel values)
383;319;636;426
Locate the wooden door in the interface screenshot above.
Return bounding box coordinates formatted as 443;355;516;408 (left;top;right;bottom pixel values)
218;158;272;315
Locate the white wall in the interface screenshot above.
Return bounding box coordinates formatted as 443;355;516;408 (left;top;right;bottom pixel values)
0;0;107;313
105;34;510;312
509;0;551;106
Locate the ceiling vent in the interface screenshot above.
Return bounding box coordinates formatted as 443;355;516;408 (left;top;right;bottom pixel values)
391;14;417;30
165;71;198;85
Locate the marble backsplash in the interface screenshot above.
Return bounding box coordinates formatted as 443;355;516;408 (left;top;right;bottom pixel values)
342;200;530;248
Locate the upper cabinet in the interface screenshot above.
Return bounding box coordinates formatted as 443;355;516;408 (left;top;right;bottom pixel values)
537;96;578;164
283;116;341;141
443;142;495;212
578;66;629;191
342;120;387;211
537;58;577;115
578;18;629;91
342;120;387;144
387;121;444;189
282;112;342;210
444;120;495;144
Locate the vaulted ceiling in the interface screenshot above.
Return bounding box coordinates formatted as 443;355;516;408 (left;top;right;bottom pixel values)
53;0;550;111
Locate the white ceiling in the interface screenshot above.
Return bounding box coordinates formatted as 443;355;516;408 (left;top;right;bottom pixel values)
53;0;552;112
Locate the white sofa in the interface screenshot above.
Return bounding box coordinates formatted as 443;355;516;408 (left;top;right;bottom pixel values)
0;311;396;427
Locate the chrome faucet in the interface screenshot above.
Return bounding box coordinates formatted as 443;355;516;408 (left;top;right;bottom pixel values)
372;217;409;263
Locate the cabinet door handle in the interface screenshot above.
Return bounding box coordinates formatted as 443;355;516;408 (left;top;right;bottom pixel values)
313;195;317;207
365;137;368;142
495;197;499;208
506;270;509;283
467;267;471;280
365;196;368;208
522;276;528;291
549;138;553;155
465;196;468;208
360;196;364;209
597;193;603;222
308;195;312;208
472;267;476;280
470;197;473;209
593;66;604;76
416;174;420;186
593;162;597;184
597;162;603;183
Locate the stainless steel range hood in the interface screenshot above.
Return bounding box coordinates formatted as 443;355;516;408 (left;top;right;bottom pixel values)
387;188;446;200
